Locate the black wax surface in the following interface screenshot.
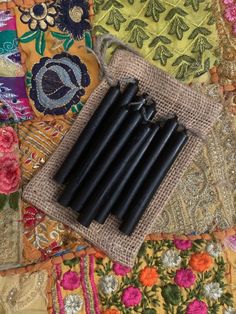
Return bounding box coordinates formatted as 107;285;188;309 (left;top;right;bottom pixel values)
113;117;178;219
77;122;152;227
119;129;188;236
53;83;121;185
70;99;155;213
95;123;160;224
57;88;142;207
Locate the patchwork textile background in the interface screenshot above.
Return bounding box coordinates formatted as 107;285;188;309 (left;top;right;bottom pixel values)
0;0;236;312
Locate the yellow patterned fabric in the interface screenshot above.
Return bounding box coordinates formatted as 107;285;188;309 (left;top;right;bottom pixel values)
93;0;219;83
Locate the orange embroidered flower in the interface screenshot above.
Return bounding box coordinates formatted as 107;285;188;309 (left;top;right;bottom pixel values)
102;309;120;314
139;266;158;286
95;250;106;259
189;252;213;272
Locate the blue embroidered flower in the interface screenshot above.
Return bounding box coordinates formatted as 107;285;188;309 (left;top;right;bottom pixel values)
55;0;91;40
30;52;90;115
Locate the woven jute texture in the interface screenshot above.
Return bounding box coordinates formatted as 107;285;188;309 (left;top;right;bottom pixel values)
23;50;222;266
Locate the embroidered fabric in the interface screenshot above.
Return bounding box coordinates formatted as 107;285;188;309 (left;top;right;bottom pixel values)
153;104;236;234
0;270;48;313
0;11;33;123
93;0;219;82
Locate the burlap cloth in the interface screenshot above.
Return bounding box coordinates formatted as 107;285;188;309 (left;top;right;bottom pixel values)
23;49;222;266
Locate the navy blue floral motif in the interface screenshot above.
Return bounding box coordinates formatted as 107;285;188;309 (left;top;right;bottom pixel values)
55;0;91;40
30;52;90;115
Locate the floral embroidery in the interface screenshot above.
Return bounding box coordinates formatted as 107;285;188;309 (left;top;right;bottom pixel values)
19;2;57;31
139;266;158;286
174;268;196;288
0;154;20;194
173;238;192;250
55;0;90;40
112;263;131;276
30;53;90;115
222;1;236;35
96;239;234;313
61;271;80;290
64;294;83;314
189;252;213;272
121;286;142;308
19;2;57;55
186;299;208;314
161;249;182;268
99;275;119;295
23;205;45;229
206;242;222;257
0;127;18;153
204;282;223;300
161;284;181;305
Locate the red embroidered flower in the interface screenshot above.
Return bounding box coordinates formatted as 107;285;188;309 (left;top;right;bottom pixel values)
174;268;196;288
121;286;142;308
173;239;192;250
113;263;131;276
0;155;20;194
60;270;80;290
0;127;18;153
23;206;45;228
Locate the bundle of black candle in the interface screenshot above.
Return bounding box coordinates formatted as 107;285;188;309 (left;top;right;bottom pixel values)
54;80;188;235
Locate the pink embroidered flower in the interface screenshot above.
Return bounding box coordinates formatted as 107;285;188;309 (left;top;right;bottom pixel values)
223;0;234;4
113;263;131;276
173;239;192;250
121;286;142;308
60;271;80;290
23;206;44;228
224;235;236;251
174;268;196;288
0;127;18;153
0;155;20;194
186;300;208;314
224;5;236;22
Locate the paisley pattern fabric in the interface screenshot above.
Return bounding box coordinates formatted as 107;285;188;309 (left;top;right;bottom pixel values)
14;0;99;117
0;11;33;123
93;0;219;83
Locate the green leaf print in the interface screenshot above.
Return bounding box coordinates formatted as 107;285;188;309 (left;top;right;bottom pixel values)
51;31;71;40
168;16;189;40
0;194;7;211
106;8;126;31
184;0;204;12
144;0;166;22
63;37;74;51
102;0;123;10
192;36;213;54
129;27;149;48
93;25;109;35
153;45;173;66
172;55;195;80
126;19;148;31
35;31;46;56
149;35;171;47
94;0;104;14
51;32;74;51
19;30;38;43
127;0;134;3
165;7;188;20
85;31;93;49
9;192;19;210
188;27;211;39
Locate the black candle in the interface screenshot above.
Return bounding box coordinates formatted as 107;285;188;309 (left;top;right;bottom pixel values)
53;83;121;185
58;91;143;207
70;100;156;213
95;123;160;224
113;117;178;220
77;121;156;227
119;129;188;236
